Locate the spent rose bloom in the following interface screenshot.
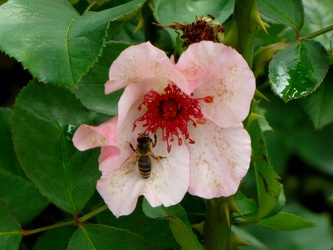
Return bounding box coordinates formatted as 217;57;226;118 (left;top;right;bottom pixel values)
73;41;255;217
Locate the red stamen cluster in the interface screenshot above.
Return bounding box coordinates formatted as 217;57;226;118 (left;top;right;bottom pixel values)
133;84;213;152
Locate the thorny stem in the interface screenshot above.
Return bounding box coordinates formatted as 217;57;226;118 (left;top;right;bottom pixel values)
202;1;258;249
20;205;108;236
233;0;258;68
203;198;231;250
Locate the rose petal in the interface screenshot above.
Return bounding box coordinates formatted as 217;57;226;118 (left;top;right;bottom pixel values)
98;103;149;172
175;41;255;127
105;42;187;95
142;132;190;207
116;83;151;130
187;121;251;198
97;133;189;217
97;161;146;217
72;116;118;151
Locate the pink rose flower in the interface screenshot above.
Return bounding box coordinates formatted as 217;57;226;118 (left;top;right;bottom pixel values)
73;41;255;217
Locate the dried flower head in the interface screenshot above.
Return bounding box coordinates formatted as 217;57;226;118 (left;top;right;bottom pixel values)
154;15;225;47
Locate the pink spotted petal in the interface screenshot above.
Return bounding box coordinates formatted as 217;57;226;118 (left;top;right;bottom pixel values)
97;135;189;218
116;82;152;130
187;121;251;198
175;41;255;127
72;116;118;151
105;42;187;95
98;101;149;172
142;131;189;207
97;166;145;217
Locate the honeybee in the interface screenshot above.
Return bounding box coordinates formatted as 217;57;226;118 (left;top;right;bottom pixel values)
129;133;165;179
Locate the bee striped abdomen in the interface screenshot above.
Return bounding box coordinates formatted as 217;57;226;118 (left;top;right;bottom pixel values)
138;155;151;179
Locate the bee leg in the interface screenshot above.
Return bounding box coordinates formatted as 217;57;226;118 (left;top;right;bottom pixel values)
129;142;136;152
152;134;157;147
151;154;166;161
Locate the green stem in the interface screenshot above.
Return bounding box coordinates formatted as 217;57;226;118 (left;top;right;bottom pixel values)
21;205;108;236
203;198;231;250
301;24;333;40
233;0;258;68
202;1;259;249
80;205;108;222
83;0;97;13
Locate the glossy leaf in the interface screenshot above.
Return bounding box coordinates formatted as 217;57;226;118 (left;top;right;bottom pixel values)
248;119;282;220
0;0;145;86
298;68;333;129
0;108;26;178
258;212;315;231
269;39;329;102
12;82;100;214
259;0;304;30
0;168;48;225
33;226;77;250
68;224;155;249
155;0;234;46
71;41;131;115
142;200;202;250
0;199;22;250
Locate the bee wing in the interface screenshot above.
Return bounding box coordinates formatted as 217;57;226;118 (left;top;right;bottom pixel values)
120;151;138;169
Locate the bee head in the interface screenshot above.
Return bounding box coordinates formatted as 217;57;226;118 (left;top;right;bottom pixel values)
137;133;151;144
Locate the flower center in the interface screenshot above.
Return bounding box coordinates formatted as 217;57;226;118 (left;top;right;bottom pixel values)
133;84;213;152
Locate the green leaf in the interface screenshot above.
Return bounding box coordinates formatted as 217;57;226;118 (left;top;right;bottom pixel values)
33;226;77;250
71;41;131;115
0;0;145;86
258;212;315;231
96;198;179;249
259;0;304;30
12;82;100;214
269;39;329;102
248;119;282;220
0;168;48;225
298;68;333;129
302;0;333;48
235;192;258;217
0;199;22;250
0;108;26;178
142;200;202;250
155;0;234;46
68;224;155;249
295;123;333;177
241;204;333;249
263;186;286;218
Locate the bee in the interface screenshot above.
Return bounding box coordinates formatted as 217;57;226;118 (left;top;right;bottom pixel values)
129;133;165;179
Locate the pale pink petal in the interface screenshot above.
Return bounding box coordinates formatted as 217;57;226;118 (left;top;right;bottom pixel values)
98;102;151;172
141;131;190;207
72;116;118;151
97;161;146;217
105;42;187;95
116;82;152;130
175;41;255;127
187;121;251;198
96;133;189;218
